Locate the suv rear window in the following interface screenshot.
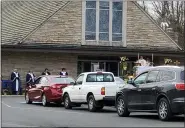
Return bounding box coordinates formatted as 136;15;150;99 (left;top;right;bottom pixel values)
181;71;184;80
86;73;114;82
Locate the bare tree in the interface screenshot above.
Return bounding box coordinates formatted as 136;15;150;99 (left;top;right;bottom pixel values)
152;1;184;48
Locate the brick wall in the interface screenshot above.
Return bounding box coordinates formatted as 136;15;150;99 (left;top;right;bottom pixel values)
24;1;82;44
1;51;78;85
127;2;179;51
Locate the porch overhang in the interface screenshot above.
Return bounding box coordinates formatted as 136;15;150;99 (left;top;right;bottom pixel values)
2;44;184;57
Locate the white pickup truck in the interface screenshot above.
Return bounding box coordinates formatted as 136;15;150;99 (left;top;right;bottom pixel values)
62;72;123;112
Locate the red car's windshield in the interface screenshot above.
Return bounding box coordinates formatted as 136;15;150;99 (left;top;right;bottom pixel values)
51;77;75;84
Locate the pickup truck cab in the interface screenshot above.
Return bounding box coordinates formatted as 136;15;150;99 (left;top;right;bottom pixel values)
62;72;121;112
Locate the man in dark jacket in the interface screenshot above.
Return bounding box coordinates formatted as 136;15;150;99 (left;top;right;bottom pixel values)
42;68;51;75
60;68;68;76
26;70;36;87
11;69;21;95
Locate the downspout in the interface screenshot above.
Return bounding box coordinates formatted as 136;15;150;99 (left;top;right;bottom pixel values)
18;1;71;44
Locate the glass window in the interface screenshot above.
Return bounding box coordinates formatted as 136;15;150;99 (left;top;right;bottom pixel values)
112;2;122;41
99;1;109;41
85;1;96;40
134;72;148;85
40;77;48;85
146;71;159;83
35;77;42;84
86;73;114;82
51;77;75;84
115;77;125;84
76;75;84;85
160;70;175;81
181;71;184;80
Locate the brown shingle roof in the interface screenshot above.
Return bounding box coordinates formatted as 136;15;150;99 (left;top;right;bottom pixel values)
2;1;69;44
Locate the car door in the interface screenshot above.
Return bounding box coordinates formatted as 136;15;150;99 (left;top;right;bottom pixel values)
127;72;148;110
28;77;42;100
139;70;160;110
34;77;49;101
70;74;84;102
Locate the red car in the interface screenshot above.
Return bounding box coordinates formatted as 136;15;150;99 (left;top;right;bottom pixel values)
25;75;75;106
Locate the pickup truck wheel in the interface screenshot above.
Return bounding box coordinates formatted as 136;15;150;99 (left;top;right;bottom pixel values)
116;95;130;117
88;95;96;112
64;94;72;109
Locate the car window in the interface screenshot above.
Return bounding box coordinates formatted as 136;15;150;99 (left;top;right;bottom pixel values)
34;77;42;84
76;74;84;85
146;71;159;83
181;71;184;80
160;70;175;81
115;77;125;84
134;72;148;85
86;73;114;82
51;77;75;84
40;77;48;85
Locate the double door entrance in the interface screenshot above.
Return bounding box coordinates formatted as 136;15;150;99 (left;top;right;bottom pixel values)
77;61;119;76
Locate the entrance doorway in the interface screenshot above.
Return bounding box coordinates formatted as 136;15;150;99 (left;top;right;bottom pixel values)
77;61;119;76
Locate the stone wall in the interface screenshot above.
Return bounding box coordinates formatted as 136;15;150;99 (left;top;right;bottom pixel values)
24;1;82;44
1;51;78;85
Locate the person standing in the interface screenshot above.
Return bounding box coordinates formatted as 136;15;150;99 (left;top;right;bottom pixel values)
42;68;51;75
11;69;21;95
146;58;151;66
26;70;36;87
136;56;147;66
60;68;68;76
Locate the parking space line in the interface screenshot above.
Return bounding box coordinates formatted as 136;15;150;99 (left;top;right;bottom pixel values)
1;101;11;107
2;122;38;127
2;101;86;114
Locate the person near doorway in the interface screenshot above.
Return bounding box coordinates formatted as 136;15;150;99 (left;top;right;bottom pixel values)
60;68;68;76
136;56;147;66
146;58;151;66
26;70;36;87
42;68;51;75
11;69;21;95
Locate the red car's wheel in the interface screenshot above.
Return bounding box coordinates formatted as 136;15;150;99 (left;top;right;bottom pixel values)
42;94;49;107
25;92;32;104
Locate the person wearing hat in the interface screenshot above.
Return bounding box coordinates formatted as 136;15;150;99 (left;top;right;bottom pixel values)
11;69;21;95
42;68;51;75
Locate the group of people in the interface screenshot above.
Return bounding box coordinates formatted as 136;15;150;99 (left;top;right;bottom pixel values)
10;68;68;95
135;56;152;66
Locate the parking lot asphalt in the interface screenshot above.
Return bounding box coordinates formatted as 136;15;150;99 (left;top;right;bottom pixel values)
1;96;184;127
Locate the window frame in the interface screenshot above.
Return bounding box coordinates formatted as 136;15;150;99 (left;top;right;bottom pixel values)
76;74;85;85
82;0;127;46
159;70;176;82
145;70;160;84
133;72;148;85
86;73;115;82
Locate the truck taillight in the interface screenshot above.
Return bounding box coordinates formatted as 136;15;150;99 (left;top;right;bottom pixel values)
175;83;185;90
101;87;105;95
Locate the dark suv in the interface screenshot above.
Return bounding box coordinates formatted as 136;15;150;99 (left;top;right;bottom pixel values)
115;66;184;121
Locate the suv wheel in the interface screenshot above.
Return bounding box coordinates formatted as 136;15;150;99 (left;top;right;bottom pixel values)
157;98;172;121
116;95;130;117
42;94;49;107
64;94;72;109
25;92;32;104
88;95;96;112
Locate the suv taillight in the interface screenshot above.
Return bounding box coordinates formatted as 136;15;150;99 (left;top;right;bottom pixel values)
175;83;185;90
101;87;105;95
